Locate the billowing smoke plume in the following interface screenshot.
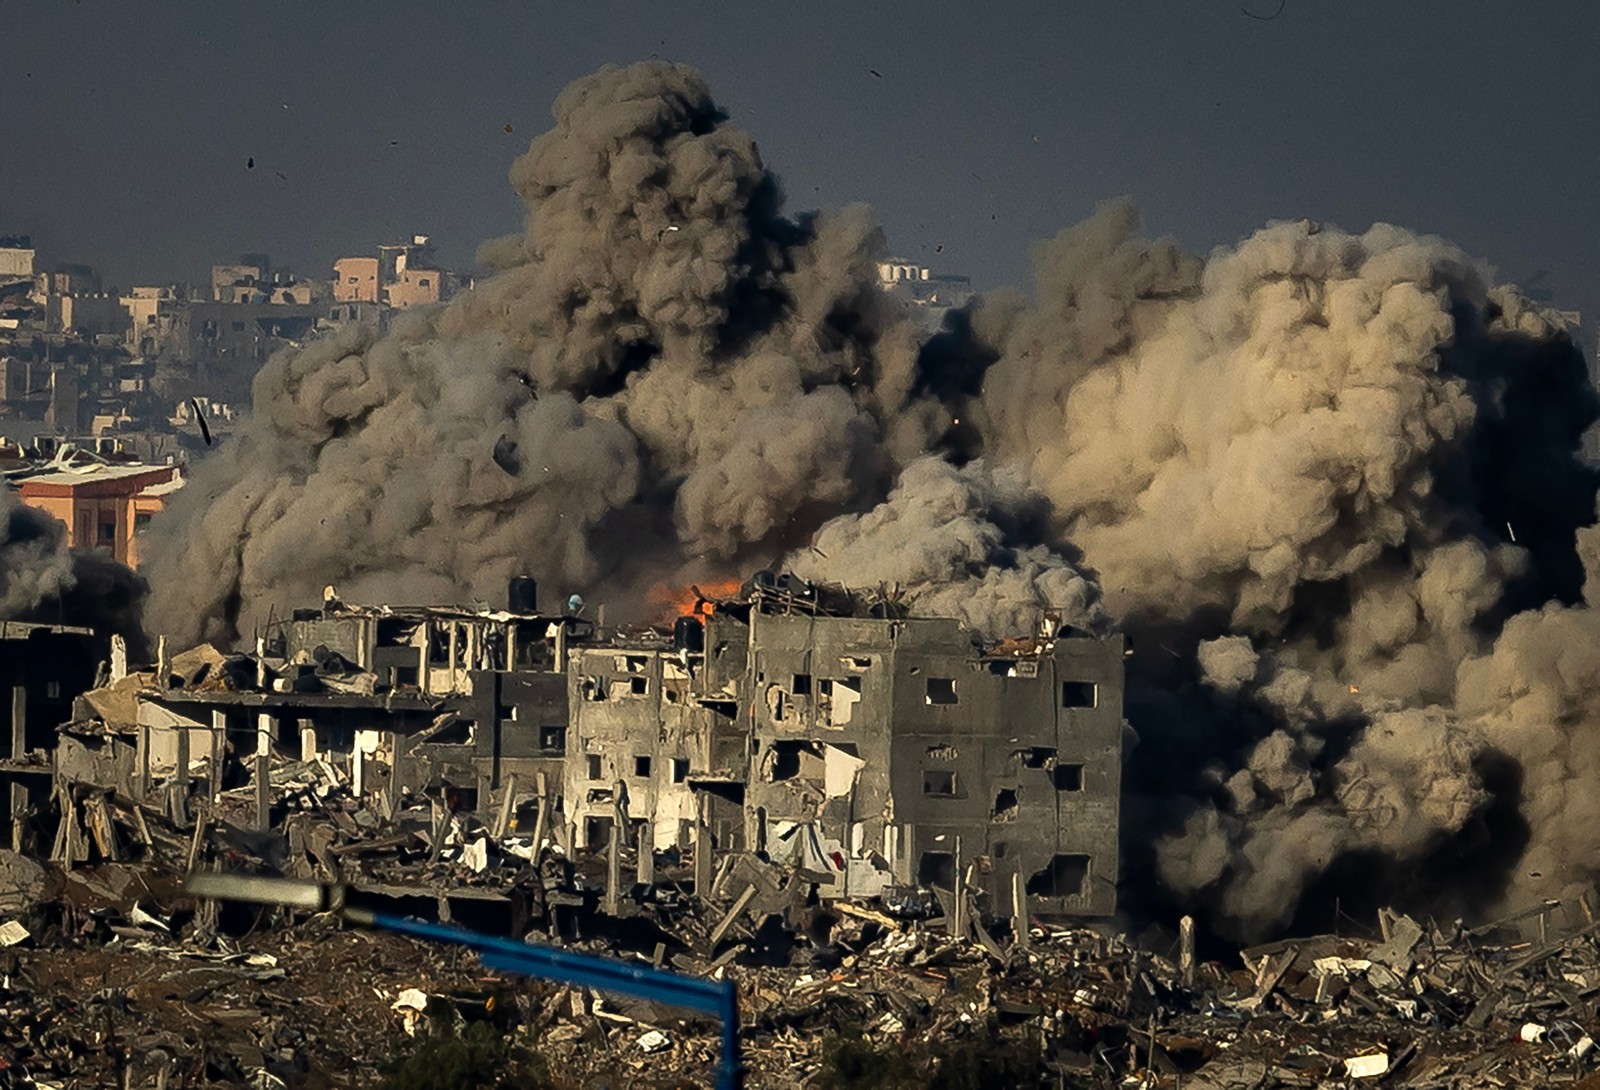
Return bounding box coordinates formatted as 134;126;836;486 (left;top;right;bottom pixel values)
143;61;1600;938
0;488;74;615
0;488;149;650
789;457;1105;638
144;62;941;646
932;202;1597;937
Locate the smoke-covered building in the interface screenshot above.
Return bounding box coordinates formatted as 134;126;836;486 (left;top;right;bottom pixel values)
119;574;1125;918
561;578;1124;916
0;620;106;851
168;301;320;403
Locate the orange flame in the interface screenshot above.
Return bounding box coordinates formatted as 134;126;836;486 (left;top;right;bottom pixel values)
644;577;744;624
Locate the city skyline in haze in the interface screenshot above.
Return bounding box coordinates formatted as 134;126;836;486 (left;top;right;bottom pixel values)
3;2;1597;332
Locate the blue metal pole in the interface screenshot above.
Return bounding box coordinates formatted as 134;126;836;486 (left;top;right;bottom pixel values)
183;876;743;1089
359;910;743;1090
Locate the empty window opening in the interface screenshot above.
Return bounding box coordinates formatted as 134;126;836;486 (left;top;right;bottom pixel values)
1026;854;1091;898
1053;763;1085;791
671;758;690;784
586;788;613;805
538;726;567;755
623;655;648;674
922;770;957;797
925;677;958;705
1015;746;1056;770
917;851;956;891
665;688;681;705
993;787;1019;821
583;676;608;701
818;676;862;726
765;684;788;723
1062;681;1098;708
586;754;603;781
425;718;475;746
925;744;959;761
584;816;614;850
993;841;1009;860
628;676;648;696
511;799;542;835
633;755;652;778
792;673;812;696
841;656;873;670
766;740;823;782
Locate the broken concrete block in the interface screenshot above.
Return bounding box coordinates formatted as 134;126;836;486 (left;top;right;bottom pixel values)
1344;1052;1389;1079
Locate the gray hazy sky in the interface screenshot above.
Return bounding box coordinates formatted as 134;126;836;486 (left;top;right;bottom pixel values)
3;2;1597;326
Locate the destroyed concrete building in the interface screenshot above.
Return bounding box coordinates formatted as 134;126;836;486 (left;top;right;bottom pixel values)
89;574;1122;921
565;585;1123;916
0;620;107;853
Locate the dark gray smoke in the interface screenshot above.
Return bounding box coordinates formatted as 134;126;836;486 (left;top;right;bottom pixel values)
0;488;149;653
144;62;1600;938
144;62;936;646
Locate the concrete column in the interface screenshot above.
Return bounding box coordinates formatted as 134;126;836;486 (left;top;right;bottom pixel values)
156;636;170;688
636;819;655;886
209;710;226;802
173;728;191;827
110;635;127;682
1179;915;1196;987
1013;869;1030;951
10;686;25;851
255;712;272;831
604;822;622;915
418;621;431;696
693;792;713;898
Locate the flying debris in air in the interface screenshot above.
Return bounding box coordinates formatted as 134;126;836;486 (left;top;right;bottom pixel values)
512;370;538;397
188;399;212;446
1242;0;1288;17
869;69;884;79
657;225;681;240
246;157;254;169
274;171;288;182
503;123;514;133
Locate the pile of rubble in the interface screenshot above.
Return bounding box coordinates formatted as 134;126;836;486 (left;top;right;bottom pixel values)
5;842;1600;1088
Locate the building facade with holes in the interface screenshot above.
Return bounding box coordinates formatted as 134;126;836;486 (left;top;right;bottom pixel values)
739;609;1123;917
561;598;1125;917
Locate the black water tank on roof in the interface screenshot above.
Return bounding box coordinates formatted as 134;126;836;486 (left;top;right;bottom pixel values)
508;576;539;614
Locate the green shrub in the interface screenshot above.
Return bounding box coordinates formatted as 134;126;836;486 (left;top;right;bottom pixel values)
381;1020;552;1090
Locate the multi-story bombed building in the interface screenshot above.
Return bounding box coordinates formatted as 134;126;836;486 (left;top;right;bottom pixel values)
565;576;1125;917
119;573;1124;918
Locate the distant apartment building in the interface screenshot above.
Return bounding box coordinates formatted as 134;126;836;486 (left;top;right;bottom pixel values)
171;301;319;401
385;265;443;308
332;257;380;303
38;264;102;298
322;299;391;335
46;293;129;339
15;461;183;569
0;236;35;284
877;258;974;330
120;286;184;356
0;336;137;434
